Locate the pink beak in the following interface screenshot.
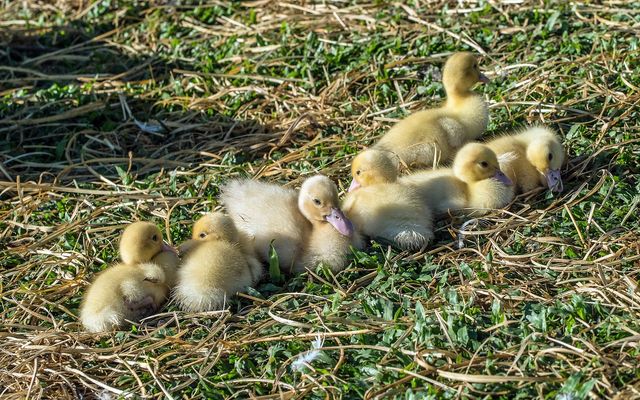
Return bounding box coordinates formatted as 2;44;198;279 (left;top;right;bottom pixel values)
162;242;177;254
479;72;490;83
348;179;360;192
325;207;354;237
545;169;563;193
493;170;512;186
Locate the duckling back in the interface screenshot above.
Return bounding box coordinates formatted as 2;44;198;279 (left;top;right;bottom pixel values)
220;179;311;270
399;168;468;215
173;240;254;312
375;110;451;167
342;183;433;251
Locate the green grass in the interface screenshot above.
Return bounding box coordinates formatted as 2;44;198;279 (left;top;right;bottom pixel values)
1;1;639;399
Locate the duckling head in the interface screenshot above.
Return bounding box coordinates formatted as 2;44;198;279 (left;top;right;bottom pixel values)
442;52;489;97
192;212;239;243
453;143;512;186
526;137;565;192
120;222;175;265
299;175;354;237
349;149;398;192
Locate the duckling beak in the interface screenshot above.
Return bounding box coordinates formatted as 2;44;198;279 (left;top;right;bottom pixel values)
325;207;354;236
493;170;512;186
545;169;563;192
162;242;177;255
478;72;490;83
348;179;360;192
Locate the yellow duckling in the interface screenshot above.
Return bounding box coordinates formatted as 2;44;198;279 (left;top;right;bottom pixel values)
343;149;434;251
374;52;490;168
173;213;261;312
221;175;360;274
80;222;180;333
486;126;565;193
178;213;263;281
347;148;399;191
400;142;514;215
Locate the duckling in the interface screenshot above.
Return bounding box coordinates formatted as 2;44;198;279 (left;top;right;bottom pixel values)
348;148;399;191
295;175;362;273
374;52;490;168
178;213;263;282
80;222;180;333
173;213;260;312
342;149;434;251
400;142;514;215
221;175;360;274
486;126;565;193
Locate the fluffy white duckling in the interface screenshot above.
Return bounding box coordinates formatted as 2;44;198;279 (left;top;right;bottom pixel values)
374;52;489;168
486;126;565;193
80;222;180;333
343;149;434;251
173;213;260;312
221;175;360;274
400;143;514;215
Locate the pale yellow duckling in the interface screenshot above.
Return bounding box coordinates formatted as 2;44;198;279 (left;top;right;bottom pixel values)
374;52;489;168
80;222;180;333
178;213;263;281
400;143;514;215
342;149;434;251
347;148;399;191
486;126;565;193
221;175;360;274
173;213;260;312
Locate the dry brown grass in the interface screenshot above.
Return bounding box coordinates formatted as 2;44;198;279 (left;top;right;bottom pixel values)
1;0;639;399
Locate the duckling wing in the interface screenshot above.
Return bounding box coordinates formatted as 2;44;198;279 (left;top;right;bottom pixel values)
220;179;310;268
400;170;467;215
344;184;433;251
438;116;466;148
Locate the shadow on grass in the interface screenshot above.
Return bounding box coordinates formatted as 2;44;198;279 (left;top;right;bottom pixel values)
0;17;280;184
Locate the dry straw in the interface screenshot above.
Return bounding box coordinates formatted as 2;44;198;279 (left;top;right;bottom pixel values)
1;0;639;399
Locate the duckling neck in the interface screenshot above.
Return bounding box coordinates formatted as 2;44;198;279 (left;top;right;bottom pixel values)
444;88;488;141
445;87;475;108
305;222;352;266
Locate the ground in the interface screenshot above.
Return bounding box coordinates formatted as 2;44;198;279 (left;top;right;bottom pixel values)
1;1;639;399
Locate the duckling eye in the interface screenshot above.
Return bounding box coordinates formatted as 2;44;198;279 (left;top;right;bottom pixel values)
548;153;553;161
199;232;207;239
313;198;321;206
480;161;489;168
151;234;158;241
356;170;361;176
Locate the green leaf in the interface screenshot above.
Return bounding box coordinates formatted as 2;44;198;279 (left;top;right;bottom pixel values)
268;241;282;283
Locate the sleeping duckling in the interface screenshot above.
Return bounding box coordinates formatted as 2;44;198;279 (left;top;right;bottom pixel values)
374;52;489;168
221;175;360;274
173;213;260;312
487;126;565;193
343;149;434;251
400;142;514;215
80;222;180;333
